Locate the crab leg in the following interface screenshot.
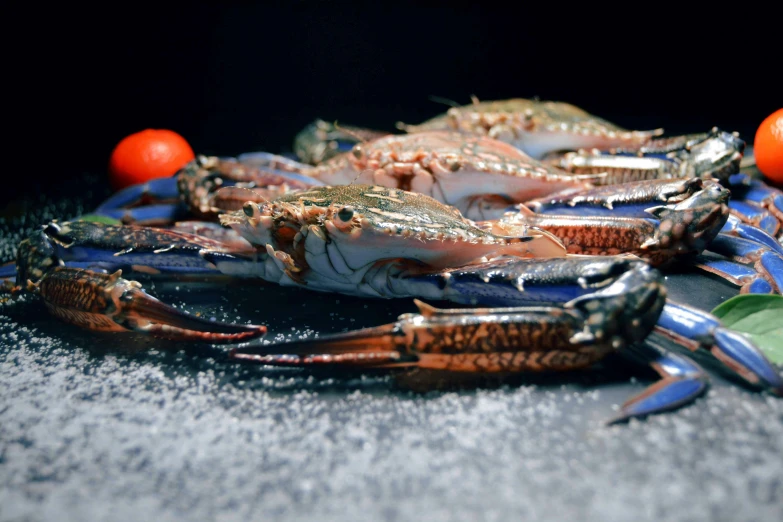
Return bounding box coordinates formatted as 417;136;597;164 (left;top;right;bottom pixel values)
728;174;783;221
691;256;775;295
90;176;190;226
656;301;783;394
703;235;783;294
94;176;181;212
726;201;780;237
551;152;690;185
92;175;192;226
744;183;783;225
608;343;708;425
719;215;783;256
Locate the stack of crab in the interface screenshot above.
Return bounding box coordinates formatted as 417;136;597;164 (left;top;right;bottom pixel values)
2;98;782;424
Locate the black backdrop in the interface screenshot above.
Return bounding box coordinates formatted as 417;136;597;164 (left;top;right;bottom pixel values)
7;3;780;200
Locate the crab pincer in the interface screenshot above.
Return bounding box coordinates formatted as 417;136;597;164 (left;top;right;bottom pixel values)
29;267;266;343
229;296;628;372
230;257;711;425
12;223;266;344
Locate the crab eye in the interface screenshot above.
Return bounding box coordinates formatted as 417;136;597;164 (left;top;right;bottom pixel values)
352;144;364;159
337;206;354;222
243;202;255;217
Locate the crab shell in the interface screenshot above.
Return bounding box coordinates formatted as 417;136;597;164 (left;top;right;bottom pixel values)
302;131;602;220
219;185;567;288
397;98;663;160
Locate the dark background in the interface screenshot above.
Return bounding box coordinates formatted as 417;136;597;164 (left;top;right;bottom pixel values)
7;3;780;204
3;8;783;521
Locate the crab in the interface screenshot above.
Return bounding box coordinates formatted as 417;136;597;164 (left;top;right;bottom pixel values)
293;96;664;163
92;127;782;296
2;102;782;424
1;179;782;426
291;98;783;241
395;96;664;160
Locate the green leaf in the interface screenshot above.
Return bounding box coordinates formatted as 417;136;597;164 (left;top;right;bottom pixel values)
711;294;783;365
77;214;121;225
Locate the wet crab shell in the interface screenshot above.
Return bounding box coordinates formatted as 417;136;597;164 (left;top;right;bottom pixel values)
219;184;568;276
306;131;602;219
397;98;663;160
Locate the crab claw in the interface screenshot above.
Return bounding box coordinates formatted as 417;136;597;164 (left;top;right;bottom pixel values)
33;267;266;344
230;321;416;368
231;288;649;377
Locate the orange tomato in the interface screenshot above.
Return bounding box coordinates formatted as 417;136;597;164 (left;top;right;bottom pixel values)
754;108;783;184
108;129;195;191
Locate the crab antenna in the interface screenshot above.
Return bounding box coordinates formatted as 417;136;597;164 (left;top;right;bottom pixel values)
332;121;371;144
427;95;461;108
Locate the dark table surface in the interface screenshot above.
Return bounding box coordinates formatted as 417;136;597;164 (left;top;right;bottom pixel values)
1;173;782;522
